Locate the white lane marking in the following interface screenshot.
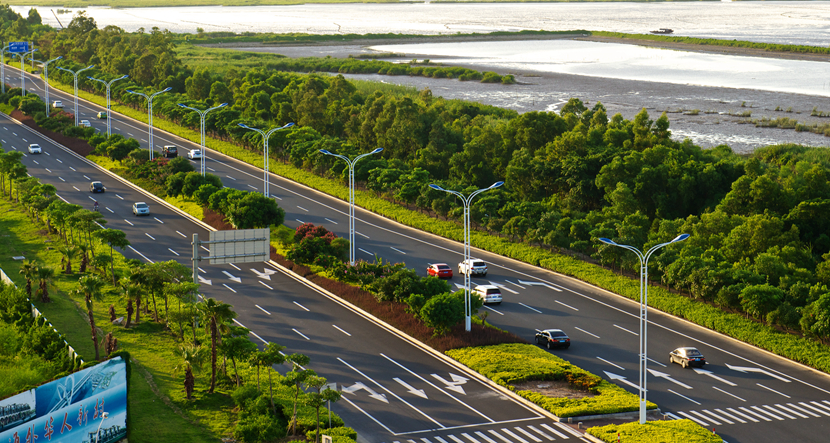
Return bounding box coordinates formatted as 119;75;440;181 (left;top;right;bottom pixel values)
679;411;709;426
73;186;80;191
750;405;784;421
250;330;267;344
145;233;156;240
665;412;683;420
526;425;553;441
763;405;796;420
295;219;304;224
324;218;338;224
247;184;257;190
127;245;153;263
667;389;700;405
358;248;374;256
233;319;247;328
222;283;237;293
56;193;68;203
88;195;97;201
644;355;667;367
258;281;273;290
575;327;599;338
514;427;541;443
390;246;406;254
483;305;504;315
714;408;746;423
55;158;62;163
712;386;745;402
124;219;134;226
800;402;830;416
32;160;38;165
176;230;187;238
255;305;271;315
21;138;27;142
294;301;310;312
539;424;569;440
116;194;124;200
83;175;90;180
201;246;209;252
58;177;65;182
333;325;351;336
518;303;541;313
490;430;516;443
757;383;790;398
738;406;771;422
229;263;241;271
127;132;134;137
552;422;583;438
474;430;497;443
154;217;164;224
225;175;236;180
69;166;76;171
272;195;282;200
554;300;578;311
355;231;369;238
597;357;624;370
207;167;215;171
505;280;526;289
198;267;206;273
699;409;731;425
614;324;638;336
106;207;114;213
775;404;809;419
297;206;309;212
490;281;518;294
45;168;51;173
293;328;310;340
168;248;180;256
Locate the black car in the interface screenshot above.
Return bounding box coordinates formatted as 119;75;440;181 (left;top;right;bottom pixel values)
670;347;706;368
535;329;570;349
89;181;105;193
162;145;178;158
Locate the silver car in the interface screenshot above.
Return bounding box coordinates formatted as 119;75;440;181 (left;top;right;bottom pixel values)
132;202;150;216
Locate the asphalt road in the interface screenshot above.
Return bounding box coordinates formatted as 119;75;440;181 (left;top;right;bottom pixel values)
5;67;830;443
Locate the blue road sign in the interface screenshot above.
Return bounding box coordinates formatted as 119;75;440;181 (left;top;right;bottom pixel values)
8;42;28;53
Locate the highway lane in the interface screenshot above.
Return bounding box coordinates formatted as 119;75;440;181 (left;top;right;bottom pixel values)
8;67;830;442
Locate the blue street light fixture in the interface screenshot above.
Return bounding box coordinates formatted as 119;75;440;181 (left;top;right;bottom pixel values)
56;64;94;126
318;148;383;266
178;102;227;176
597;233;690;424
29;55;62;114
237;122;295;197
126;87;172;160
88;74;128;137
428;181;504;331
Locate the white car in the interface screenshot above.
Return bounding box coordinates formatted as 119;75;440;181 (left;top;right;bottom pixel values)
27;144;42;154
473;285;502;305
458;258;488;277
79;120;91;128
132;202;150;216
187;149;203;160
52;100;63;108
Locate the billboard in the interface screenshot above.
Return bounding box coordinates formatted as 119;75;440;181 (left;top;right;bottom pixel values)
0;357;127;443
209;228;269;264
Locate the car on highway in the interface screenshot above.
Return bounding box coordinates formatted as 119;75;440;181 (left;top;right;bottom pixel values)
132;202;150;216
52;100;63;109
535;329;570;349
27;143;42;154
458;258;488;277
426;263;453;279
89;181;105;193
669;347;706;368
162;145;178;158
187;149;203;160
97;111;107;119
473;284;502;305
79;119;91;128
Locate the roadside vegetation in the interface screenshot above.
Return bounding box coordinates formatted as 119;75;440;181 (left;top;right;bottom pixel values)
588;420;722;443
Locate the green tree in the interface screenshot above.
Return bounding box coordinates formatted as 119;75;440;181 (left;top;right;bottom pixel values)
220;332;258;388
72;275;106;361
93;229;130;284
18;260;37;298
420;292;464;335
282;353;313;436
303;375;342;443
34;265;56;304
740;284;783;320
197;298;236;393
173;344;205;400
801;292;830;344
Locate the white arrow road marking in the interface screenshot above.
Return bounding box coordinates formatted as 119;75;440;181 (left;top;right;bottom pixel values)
341;382;389;403
597;357;624;370
649;369;693;389
603;371;640;390
250;268;271;280
488;281;518;294
726;364;790;382
198;275;212;285
667;389;700;405
757;383;790;398
222;271;241;283
431;373;468;395
518;280;562;292
712;386;745;402
262;267;278;275
505;280;525;289
393;378;428;399
694;368;737;386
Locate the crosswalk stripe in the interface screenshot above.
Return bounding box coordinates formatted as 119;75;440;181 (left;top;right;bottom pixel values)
527;425;554;440
812;401;830;414
540;424;570;439
461;433;481;443
677;411;708;426
726;408;758;423
515;427;542;442
553;422;583;438
714;408;745;423
701;409;732;424
739;407;772;422
487;430;512;443
691;410;720;425
822;400;830;409
407;439;418;443
763;405;796;420
751;406;784;420
788;403;820;418
421;438;433;443
665;412;683;420
435;438;450;443
474;431;498;443
448;435;465;443
800;402;830;416
775;404;809;418
501;429;529;443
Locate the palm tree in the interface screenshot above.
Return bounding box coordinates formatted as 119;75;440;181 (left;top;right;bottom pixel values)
173;344;205;400
72;275;106;361
119;278;142;328
35;265;56;303
57;244;79;274
261;343;286;414
77;244;90;273
283;353;313;436
18;260;37;298
196;298;236;393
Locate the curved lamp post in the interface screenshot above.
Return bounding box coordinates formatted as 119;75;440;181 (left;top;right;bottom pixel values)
178;102;227;176
56;64;94;126
597;233;690;424
1;45;9;94
4;48;37;97
126;87;171;160
29;55;62;114
318;148;383;266
95;411;109;443
238;122;295;197
428;181;504;331
88;74;128;137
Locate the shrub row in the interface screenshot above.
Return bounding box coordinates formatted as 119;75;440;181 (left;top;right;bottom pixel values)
587;420;722;443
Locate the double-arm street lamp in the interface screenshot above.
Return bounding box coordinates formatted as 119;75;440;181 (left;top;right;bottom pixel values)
178;102;227;176
56;64;94;126
4;47;37;97
238;122;295;197
597;233;690;424
29;55;62;114
319;148;383;266
428;181;504;331
88;74;128;137
126;87;172;160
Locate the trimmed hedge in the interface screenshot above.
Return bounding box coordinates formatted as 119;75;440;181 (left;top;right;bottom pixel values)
445;344;656;417
587;420;722;443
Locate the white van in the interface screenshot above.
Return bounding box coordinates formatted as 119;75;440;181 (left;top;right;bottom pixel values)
52;100;64;109
473;285;502;305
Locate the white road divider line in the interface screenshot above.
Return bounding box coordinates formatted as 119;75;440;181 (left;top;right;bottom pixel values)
222;283;237;293
201;246;209;252
116;194;124;200
176;230;187;238
554;300;578;311
489;281;518;294
712;386;745;402
295;219;304;224
145;233;156;240
297;206;309;212
596;357;624;370
757;383;790;398
255;305;271;315
505;280;526;289
518;303;541;313
127;245;153;263
293;328;310;340
207;167;215;171
667;389;700;405
83;175;90;180
390;246;406;254
258;281;273;290
574;327;599;338
55;193;68;203
229;263;241;271
225;175;236;180
73;186;80;191
483;305;504;315
643;355;667;367
168;248;180;256
355;231;369;238
58;177;65;182
106;207;114;213
154;217;163;224
32;160;38;165
45;168;51;173
123;219;134;226
55;159;62;163
69;166;75;171
294;301;310;312
250;331;267;344
247;184;257;189
333;325;351;336
233;319;246;328
358;248;374;256
324;218;338;224
613;324;638;336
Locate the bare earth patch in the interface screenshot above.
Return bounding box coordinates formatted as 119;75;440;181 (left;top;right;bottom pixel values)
510;380;595;400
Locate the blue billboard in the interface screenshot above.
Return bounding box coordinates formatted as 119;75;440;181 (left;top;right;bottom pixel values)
8;42;28;53
0;357;127;443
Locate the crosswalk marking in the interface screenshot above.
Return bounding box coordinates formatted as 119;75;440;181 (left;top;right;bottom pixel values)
665;412;683;420
763;405;796;420
677;411;707;426
448;435;465;443
475;431;498;443
461;433;480;443
488;430;512;443
500;429;529;443
726;407;758;422
739;406;772;422
814;401;830;414
435;438;450;443
540;424;569;439
553;422;583;438
714;408;745;423
700;409;732;424
527;425;553;440
515;427;542;442
691;411;718;425
775;404;808;418
751;406;784;420
421;439;432;443
800;402;830;416
788;403;821;418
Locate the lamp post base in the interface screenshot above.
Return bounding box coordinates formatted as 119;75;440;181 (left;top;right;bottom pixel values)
639;400;647;424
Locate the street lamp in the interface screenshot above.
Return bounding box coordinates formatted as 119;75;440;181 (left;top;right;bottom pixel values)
178;102;227;176
318;148;383;266
1;46;12;94
29;56;62;115
56;64;94;126
238;122;295;197
4;48;37;97
428;181;504;331
88;74;128;137
597;233;690;424
95;411;109;442
126;87;172;160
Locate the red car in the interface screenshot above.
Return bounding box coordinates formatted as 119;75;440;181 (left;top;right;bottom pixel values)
427;263;453;279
